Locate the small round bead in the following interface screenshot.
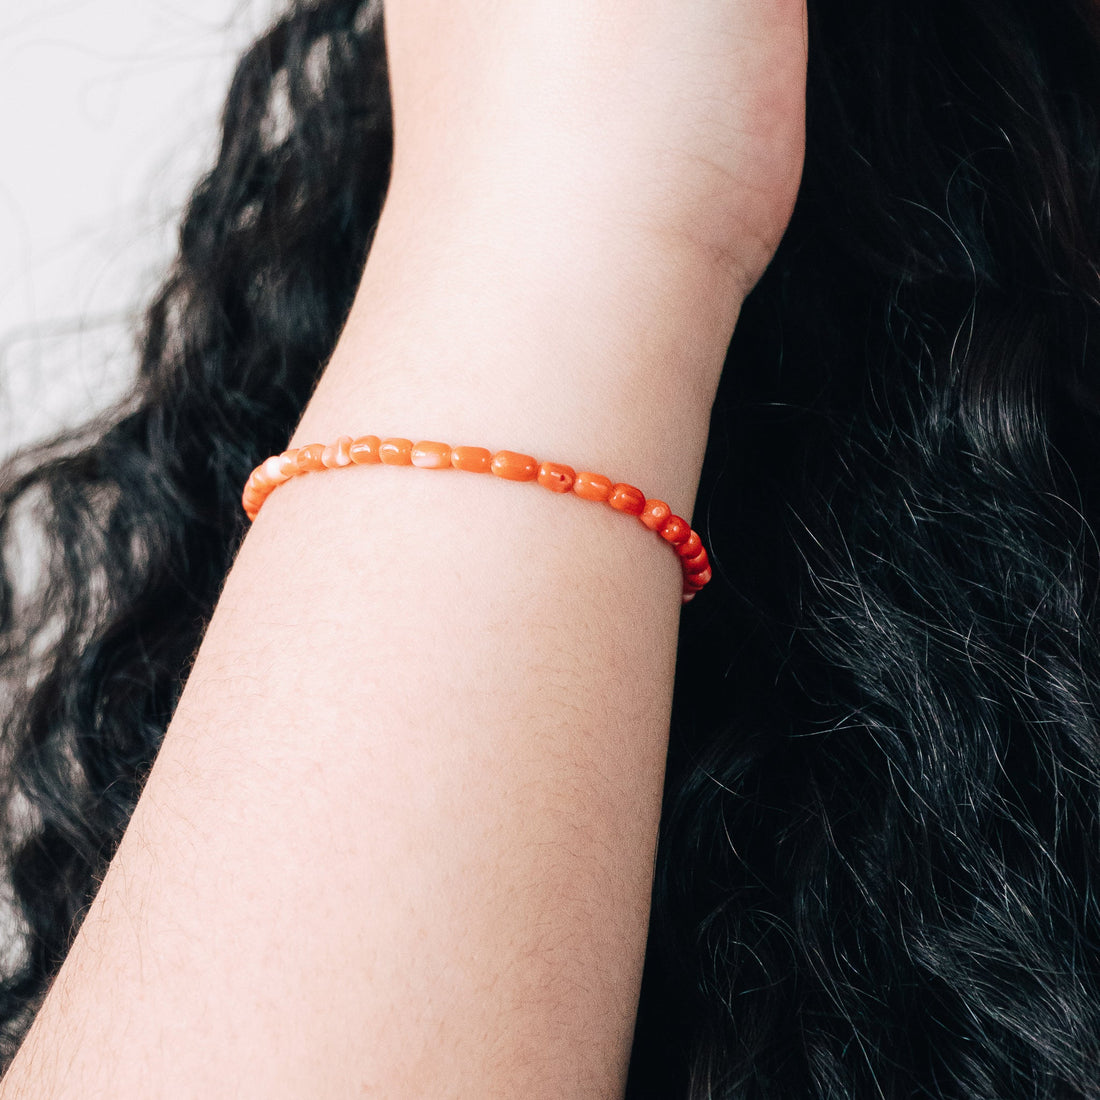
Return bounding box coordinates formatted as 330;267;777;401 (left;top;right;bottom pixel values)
451;446;492;473
677;531;703;559
659;515;692;546
537;462;576;493
681;591;696;604
573;472;612;502
350;436;382;464
411;440;453;469
297;444;326;472
683;548;709;574
277;451;299;477
379;438;414;465
491;450;539;481
640;499;671;531
608;483;646;515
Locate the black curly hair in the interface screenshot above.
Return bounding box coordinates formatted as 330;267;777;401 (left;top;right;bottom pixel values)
2;0;1100;1095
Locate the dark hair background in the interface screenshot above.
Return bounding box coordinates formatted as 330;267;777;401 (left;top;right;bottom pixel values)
2;0;1100;1095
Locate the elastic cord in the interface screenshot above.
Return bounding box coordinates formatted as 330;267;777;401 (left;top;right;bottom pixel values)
243;435;712;603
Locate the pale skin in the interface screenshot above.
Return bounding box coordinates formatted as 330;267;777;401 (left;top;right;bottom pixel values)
0;2;806;1097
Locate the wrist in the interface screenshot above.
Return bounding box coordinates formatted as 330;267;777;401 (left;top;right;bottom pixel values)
294;188;743;519
364;177;745;391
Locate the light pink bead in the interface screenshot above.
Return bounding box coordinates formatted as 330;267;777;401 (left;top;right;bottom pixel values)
411;440;453;469
262;455;290;485
322;438;352;468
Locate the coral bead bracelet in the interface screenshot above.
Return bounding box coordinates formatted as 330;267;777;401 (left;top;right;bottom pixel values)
242;435;712;603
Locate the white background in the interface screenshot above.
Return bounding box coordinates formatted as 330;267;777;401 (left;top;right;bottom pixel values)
0;0;281;458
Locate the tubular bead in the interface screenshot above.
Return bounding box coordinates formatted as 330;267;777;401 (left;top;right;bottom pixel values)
297;444;326;472
379;438;414;465
451;446;492;473
658;516;691;546
640;499;671;531
677;531;703;559
490;451;539;482
350;436;382;464
608;484;646;515
537;462;576;493
683;549;709;574
411;440;453;468
573;472;613;502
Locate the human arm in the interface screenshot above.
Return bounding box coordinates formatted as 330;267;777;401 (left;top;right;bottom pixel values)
0;1;806;1096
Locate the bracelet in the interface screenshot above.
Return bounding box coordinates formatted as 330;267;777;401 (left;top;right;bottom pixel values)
242;435;713;603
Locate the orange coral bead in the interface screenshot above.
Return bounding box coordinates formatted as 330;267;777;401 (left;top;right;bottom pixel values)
379;438;414;465
451;446;492;473
322;436;353;468
491;450;539;481
255;468;283;495
573;472;612;502
677;531;703;559
685;564;712;588
411;440;453;468
277;451;299;477
659;516;691;546
350;436;382;464
261;455;290;485
537;462;576;493
297;444;326;472
683;548;709;574
608;483;646;515
640;499;671;531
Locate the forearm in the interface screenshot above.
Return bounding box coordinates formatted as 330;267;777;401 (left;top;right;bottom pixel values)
0;183;740;1098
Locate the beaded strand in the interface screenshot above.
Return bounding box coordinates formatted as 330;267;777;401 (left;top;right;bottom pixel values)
242;435;712;603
